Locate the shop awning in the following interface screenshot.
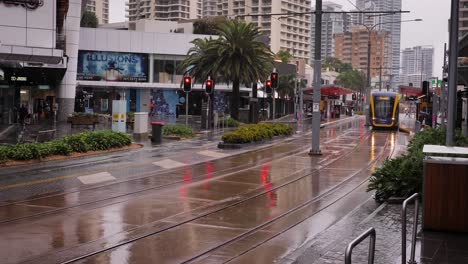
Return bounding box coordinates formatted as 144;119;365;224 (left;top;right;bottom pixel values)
399;86;423;97
302;85;354;96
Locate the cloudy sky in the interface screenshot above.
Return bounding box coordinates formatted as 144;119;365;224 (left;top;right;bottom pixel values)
109;0;451;78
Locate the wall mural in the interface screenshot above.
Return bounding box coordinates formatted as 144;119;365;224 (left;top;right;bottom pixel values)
213;91;227;114
152;90;178;117
0;0;44;9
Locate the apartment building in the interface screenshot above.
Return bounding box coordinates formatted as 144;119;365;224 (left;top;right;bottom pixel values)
334;26;387;78
400;46;434;87
126;0;202;22
353;0;402;87
310;1;350;60
214;0;311;63
460;0;468;37
86;0;109;24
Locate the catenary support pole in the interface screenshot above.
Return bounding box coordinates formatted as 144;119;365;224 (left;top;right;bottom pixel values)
447;0;459;146
310;0;322;155
441;43;447;130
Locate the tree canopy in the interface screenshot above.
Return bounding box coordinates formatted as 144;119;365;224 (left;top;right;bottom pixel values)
276;50;293;63
179;20;274;120
80;11;98;28
322;57;352;73
193;17;227;35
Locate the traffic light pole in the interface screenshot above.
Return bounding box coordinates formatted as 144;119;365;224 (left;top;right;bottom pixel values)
310;0;322;155
185;92;189;127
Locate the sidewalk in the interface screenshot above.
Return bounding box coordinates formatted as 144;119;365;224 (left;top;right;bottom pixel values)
283;115;468;264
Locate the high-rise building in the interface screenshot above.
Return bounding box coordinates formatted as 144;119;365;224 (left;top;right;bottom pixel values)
86;0;109;24
400;46;434;87
460;0;468;37
334;26;387;79
203;0;218;17
215;0;311;63
352;0;402;88
126;0;202;22
310;1;350;60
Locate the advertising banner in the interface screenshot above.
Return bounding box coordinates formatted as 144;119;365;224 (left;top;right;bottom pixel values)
77;51;148;82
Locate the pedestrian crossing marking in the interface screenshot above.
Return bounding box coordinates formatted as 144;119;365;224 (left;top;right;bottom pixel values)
78;172;116;185
152;159;186;169
197;150;229;158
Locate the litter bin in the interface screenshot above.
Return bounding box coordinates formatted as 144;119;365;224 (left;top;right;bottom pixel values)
151;122;164;143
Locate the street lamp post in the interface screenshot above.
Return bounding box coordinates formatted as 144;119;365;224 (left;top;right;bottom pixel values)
362;19;422;126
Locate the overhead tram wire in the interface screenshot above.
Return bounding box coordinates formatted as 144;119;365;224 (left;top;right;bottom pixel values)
234;10;410;19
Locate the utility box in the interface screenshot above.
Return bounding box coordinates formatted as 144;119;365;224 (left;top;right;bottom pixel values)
422;145;468;233
133;112;148;141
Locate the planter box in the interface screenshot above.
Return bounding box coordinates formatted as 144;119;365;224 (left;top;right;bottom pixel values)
68;116;99;127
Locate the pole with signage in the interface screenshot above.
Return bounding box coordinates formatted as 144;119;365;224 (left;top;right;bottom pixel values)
112;100;126;133
310;0;322;155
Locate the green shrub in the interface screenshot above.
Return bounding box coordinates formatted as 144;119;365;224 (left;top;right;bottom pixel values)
219;117;240;127
222;123;293;144
368;128;468;202
163;125;194;138
0;130;131;163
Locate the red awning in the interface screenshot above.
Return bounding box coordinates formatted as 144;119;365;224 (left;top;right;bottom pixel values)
303;85;354;96
399;86;423;97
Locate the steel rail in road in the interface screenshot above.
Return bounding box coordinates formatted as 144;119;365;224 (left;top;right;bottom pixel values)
58;131;393;264
0;118;360;226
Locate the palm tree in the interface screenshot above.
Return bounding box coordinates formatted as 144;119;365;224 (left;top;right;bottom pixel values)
180;20;274;120
177;37;219;85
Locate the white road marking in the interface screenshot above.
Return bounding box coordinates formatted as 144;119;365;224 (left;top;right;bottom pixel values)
152;159;186;169
78;172;116;185
197;150;229;158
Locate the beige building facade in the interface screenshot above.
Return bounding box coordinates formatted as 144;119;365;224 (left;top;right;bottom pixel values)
126;0;202;22
334;26;387;78
86;0;109;24
213;0;311;63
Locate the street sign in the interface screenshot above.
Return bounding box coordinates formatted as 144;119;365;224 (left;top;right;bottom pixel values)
431;80;442;87
313;103;320;113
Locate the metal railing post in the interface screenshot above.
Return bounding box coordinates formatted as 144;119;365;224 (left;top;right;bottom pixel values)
345;227;376;264
402;193;420;264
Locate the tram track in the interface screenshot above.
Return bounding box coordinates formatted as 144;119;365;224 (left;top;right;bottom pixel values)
0;119;361;225
42;130;389;264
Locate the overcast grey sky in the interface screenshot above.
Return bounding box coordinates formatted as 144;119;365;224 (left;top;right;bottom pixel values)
109;0;450;78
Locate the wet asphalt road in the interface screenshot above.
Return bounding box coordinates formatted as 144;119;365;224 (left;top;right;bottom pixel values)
0;117;406;264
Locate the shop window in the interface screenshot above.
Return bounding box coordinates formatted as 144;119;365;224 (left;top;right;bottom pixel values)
153;58;184;84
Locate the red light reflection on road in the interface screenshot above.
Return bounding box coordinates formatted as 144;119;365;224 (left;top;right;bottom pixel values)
260;164;277;208
179;167;192;198
203;162;213;190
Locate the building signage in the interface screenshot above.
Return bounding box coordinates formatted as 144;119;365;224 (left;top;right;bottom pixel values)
0;0;44;9
77;51;149;82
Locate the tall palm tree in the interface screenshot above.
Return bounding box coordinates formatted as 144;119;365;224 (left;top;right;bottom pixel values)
180;20;274;120
213;20;274;120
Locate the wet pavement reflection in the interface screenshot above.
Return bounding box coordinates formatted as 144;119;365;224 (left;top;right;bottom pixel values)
0;117;404;264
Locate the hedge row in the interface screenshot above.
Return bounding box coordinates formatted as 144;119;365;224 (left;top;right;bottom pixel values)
163;124;194;138
368;128;468;202
0;130;132;163
222;123;293;144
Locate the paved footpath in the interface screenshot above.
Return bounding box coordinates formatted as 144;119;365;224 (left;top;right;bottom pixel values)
283;115;468;264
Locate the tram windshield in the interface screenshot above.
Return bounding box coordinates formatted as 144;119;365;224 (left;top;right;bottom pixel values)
374;96;395;119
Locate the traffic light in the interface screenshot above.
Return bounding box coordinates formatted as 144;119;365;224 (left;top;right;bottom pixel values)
183;76;192;92
422;81;429;95
270;72;278;88
205;79;214;94
265;80;272;94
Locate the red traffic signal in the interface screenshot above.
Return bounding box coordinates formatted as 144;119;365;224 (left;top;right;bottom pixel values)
265;80;272;94
270;72;278;88
183;76;192;92
205;79;214;94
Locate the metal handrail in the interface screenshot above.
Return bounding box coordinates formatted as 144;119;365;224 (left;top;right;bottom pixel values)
402;193;420;264
345;227;376;264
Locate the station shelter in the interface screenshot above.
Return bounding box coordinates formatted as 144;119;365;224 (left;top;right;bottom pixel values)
303;85;354;120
